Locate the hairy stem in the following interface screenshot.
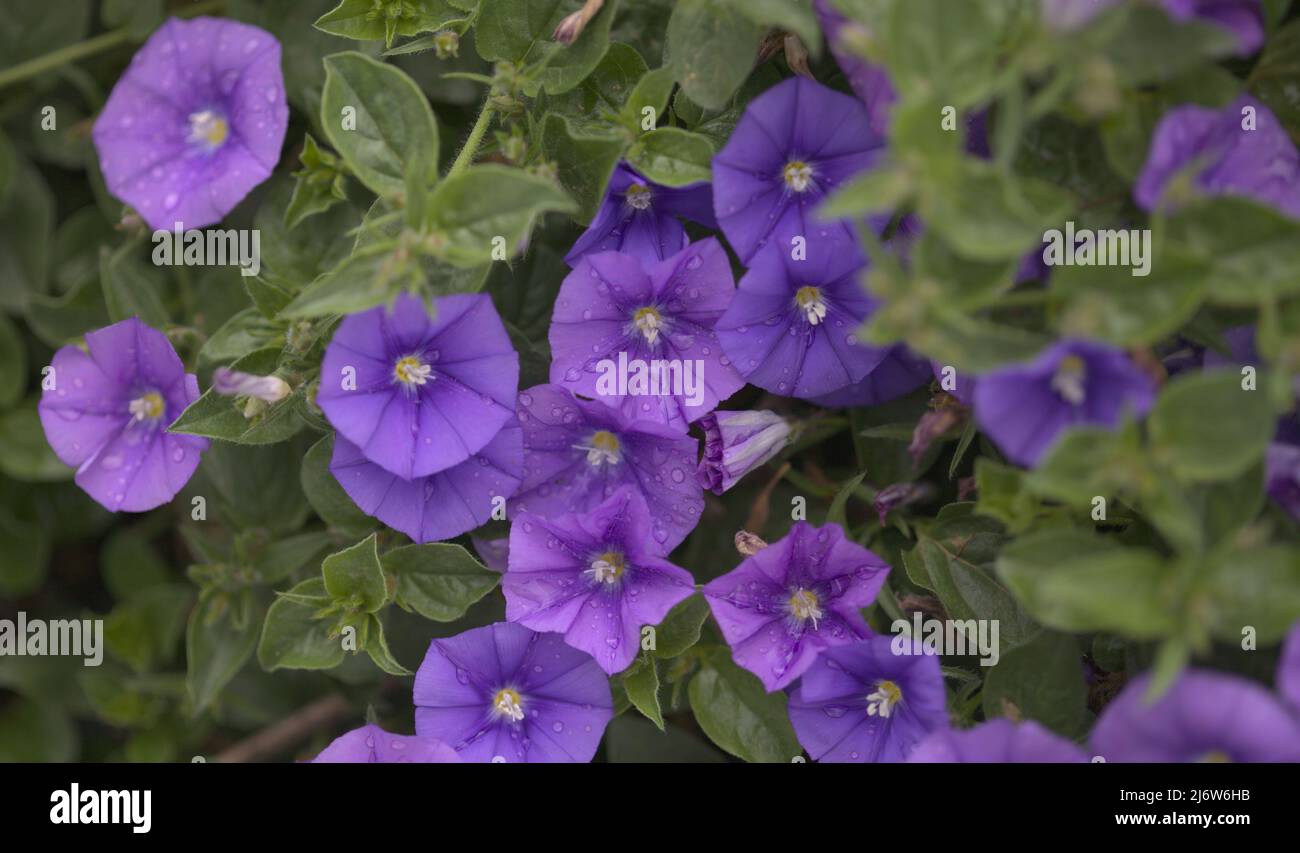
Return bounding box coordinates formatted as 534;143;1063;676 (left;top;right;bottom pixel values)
446;100;495;180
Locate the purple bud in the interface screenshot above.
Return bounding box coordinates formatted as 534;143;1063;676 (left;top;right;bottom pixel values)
696;410;795;495
212;367;291;403
873;482;935;525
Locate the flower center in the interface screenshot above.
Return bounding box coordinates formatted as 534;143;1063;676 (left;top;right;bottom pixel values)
393;355;433;387
787;588;823;628
632;306;664;345
492;687;525;723
625;183;652;210
127;391;165;424
794;286;828;326
586;550;626;585
187;109;230;151
1197;750;1232;763
783;160;813;192
1050;354;1087;406
582;430;621;466
867;680;902;718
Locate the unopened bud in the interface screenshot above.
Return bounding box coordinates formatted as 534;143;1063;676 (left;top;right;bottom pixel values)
735;530;768;556
213;368;291;405
553;0;604;45
434;30;459;59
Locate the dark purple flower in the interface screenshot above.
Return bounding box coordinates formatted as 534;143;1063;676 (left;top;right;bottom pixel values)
311;723;460;763
413;622;613;762
38;317;208;512
873;481;935;524
503;486;695;674
472;535;510;573
930;360;976;406
1090;670;1300;762
565;163;716;266
787;635;948;762
1044;0;1264;54
696;409;795;495
1280;621;1300;713
330;420;524;544
908;718;1089;763
548;240;745;431
1136;96;1300;219
1265;442;1300;520
1201;325;1260;369
808;346;933;407
712;76;887;264
512;384;702;551
973;339;1156;467
811;0;896;134
92;17;287;230
702;521;890;691
318;293;519;480
714;242;891;399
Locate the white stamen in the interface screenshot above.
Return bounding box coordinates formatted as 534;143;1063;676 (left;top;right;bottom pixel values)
625;184;652;210
575;430;621;466
1050;355;1088;406
585;551;626;585
394;356;433;387
632;307;663;346
128;392;164;423
795;286;828;326
788;588;823;629
783;160;813;192
493;689;525;722
866;680;902;718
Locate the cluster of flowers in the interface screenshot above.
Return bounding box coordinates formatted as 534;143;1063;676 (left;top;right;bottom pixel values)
34;5;1300;762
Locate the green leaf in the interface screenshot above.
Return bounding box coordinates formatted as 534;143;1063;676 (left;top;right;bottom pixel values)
651;594;711;659
477;0;620;96
540;113;626;222
365;614;412;675
0;153;54;311
201;439;311;533
981;630;1088;738
1201;544;1300;644
622;655;664;729
1251;19;1300;137
0;505;51;597
427;164;577;264
319;51;439;197
1164;197;1300;305
102;0;162;39
0;312;26;407
169;347;306;445
666;0;765;111
257;578;345;671
322;533;388;612
603;715;726;763
998;530;1177;638
879;0;1009;108
285;134;350;229
186;589;262;714
316;0;464;46
1148;368;1274;482
301;433;377;534
688;650;803;763
198;308;283;367
719;0;820;56
385;542;500;621
621;65;676;130
104;584;193;673
0;695;76;762
0;400;72;482
625;127;713;187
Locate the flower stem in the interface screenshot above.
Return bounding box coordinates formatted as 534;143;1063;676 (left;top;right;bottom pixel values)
446;100;494;180
0;0;226;91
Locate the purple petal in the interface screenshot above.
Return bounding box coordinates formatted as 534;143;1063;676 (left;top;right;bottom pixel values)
311;723;461;763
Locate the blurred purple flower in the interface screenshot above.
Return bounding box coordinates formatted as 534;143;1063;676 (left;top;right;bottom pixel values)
548;240;745;431
1136;96;1300;218
512;384;703;551
1044;0;1264;54
503;487;695;674
91;17;287;230
330;420;524;544
811;0;896;134
565;163;716;266
310;723;460;763
702;521;890;691
1280;621;1300;713
471;535;510;573
973;339;1155;467
696;409;794;495
1090;670;1300;762
318;293;519;480
38;317;208;512
808;346;933;407
715;242;897;399
712;77;887;264
1265;442;1300;520
788;635;948;762
908;718;1089;762
414;622;613;762
930;360;976;406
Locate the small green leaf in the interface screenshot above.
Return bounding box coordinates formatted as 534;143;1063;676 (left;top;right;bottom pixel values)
688;650;803;763
322;533;388;612
365;614;412;675
385;542;499;621
626;127;713;187
622;655;663;729
651;594;710;659
257;578;344;671
1149;369;1274;482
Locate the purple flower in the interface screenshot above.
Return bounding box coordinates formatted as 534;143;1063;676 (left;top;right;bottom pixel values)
1136;96;1300;219
1265;442;1300;520
908;718;1089;763
413;622;613;762
1090;670;1300;762
973;339;1156;467
38;317;208;512
472;535;510;573
1280;621;1300;713
1044;0;1264;54
696;409;795;495
548;240;745;431
565;163;716;266
330;420;524;544
807;346;933;407
91;17;287;230
318;293;519;481
712;76;887;264
503;487;695;674
702;521;890;691
811;0;896;134
714;242;894;399
512;384;703;551
310;723;460;763
787;635;948;762
930;360;976;406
